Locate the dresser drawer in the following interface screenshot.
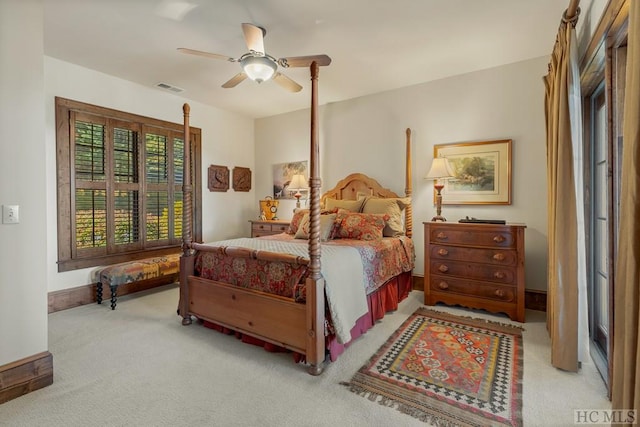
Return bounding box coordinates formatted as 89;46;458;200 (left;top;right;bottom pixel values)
429;275;516;303
271;223;289;233
429;259;517;284
252;223;272;233
250;220;290;237
429;227;515;248
429;245;518;266
251;223;288;233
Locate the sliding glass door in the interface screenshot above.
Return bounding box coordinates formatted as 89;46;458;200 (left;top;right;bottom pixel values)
582;38;626;396
587;83;611;384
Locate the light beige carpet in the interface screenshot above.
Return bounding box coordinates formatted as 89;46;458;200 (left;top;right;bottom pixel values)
1;285;610;426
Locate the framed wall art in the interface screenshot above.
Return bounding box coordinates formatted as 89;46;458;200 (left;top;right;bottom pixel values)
208;164;229;192
272;160;308;199
232;167;251;192
434;139;512;205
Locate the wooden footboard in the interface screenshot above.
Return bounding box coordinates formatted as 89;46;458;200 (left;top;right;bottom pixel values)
178;243;324;373
188;276;307;353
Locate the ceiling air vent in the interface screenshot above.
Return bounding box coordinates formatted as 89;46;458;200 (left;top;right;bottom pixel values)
155;82;184;93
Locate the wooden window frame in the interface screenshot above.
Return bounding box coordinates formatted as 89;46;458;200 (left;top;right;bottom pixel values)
55;97;202;272
579;0;628;396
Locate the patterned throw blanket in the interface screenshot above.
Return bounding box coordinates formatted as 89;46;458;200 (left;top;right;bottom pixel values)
199;238;369;344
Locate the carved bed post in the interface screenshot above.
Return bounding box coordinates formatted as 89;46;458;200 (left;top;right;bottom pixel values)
306;61;325;375
405;128;413;238
179;103;194;325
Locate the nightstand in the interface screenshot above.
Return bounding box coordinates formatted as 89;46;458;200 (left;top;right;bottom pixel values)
249;219;290;237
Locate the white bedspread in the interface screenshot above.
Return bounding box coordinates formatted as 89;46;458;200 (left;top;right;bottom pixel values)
204;238;368;343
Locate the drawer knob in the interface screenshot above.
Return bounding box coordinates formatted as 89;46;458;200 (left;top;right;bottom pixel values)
260;225;266;229
437;248;449;256
494;289;505;298
438;281;449;290
493;235;506;243
231;294;236;300
493;253;505;261
494;271;506;279
438;264;449;273
436;232;448;240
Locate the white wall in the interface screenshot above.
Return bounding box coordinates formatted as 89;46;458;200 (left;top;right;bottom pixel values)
44;57;255;292
256;56;550;291
0;1;48;366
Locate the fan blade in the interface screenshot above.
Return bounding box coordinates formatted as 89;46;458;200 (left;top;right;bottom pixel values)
278;54;331;68
221;72;248;88
177;48;234;62
242;23;265;55
273;72;302;93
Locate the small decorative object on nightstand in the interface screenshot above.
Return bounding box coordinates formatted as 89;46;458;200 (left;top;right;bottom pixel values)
249;219;290;237
259;196;279;220
425;157;455;221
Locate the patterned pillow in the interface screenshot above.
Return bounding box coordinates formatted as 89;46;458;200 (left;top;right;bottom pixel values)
332;212;388;240
361;197;411;237
287;209;308;235
294;213;337;241
287;208;338;235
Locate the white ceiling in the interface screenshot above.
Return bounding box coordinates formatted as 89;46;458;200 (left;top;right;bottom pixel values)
43;0;568;119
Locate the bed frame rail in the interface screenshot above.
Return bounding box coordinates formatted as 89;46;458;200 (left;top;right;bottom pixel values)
190;242;309;266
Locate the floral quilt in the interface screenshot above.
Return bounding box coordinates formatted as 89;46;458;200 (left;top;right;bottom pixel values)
193;234;415;344
194;234;415;300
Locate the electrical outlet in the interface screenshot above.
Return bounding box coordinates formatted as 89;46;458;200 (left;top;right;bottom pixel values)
2;205;19;224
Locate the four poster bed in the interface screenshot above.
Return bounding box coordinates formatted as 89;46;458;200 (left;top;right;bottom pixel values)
177;63;415;375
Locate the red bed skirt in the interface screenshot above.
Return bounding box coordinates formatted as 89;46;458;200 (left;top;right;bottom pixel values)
201;271;413;363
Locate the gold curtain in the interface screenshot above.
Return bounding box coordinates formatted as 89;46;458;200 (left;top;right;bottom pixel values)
543;18;579;372
612;0;640;412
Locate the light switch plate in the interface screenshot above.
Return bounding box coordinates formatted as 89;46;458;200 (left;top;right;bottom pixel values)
2;205;19;224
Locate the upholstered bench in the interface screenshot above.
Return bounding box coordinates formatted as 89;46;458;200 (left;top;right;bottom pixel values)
95;254;180;310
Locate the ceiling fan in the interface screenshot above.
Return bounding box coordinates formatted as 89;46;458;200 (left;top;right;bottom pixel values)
178;23;331;92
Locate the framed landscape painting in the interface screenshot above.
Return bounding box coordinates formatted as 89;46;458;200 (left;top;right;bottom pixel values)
434;139;512;205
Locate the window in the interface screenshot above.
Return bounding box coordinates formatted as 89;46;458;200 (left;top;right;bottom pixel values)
579;0;628;394
56;97;201;272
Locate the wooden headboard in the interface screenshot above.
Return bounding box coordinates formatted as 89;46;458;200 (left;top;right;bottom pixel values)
321;173;401;201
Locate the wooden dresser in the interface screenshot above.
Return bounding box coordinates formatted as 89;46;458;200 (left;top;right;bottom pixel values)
249;219;290;237
423;221;526;322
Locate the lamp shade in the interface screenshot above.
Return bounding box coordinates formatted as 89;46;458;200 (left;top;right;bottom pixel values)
241;56;277;83
288;174;309;191
425;157;455;180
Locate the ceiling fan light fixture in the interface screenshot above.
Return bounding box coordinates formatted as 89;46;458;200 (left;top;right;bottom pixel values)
241;56;276;83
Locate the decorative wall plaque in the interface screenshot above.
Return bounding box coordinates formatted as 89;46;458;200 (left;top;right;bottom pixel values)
208;164;229;192
232;167;252;192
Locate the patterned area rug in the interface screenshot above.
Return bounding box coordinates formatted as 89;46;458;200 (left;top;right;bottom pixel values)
342;308;523;426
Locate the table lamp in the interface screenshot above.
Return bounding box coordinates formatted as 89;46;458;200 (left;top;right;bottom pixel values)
425;157;455;221
288;174;309;209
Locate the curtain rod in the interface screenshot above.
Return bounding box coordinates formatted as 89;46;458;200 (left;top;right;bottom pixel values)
565;0;580;20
